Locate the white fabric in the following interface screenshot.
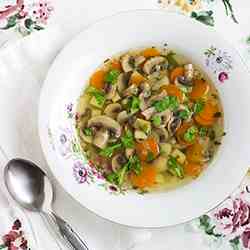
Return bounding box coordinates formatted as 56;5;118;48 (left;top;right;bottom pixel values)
0;0;250;250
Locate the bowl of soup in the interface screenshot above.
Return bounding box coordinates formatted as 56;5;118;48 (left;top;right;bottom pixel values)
39;10;250;227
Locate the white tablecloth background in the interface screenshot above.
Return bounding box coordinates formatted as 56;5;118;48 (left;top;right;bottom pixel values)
0;1;250;249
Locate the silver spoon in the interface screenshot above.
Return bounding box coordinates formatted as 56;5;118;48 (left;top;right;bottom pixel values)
4;158;89;250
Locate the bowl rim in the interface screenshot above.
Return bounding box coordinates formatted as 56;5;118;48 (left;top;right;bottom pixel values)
38;9;250;228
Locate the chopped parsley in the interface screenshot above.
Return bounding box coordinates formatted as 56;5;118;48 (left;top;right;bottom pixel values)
99;143;122;158
104;69;120;84
146;151;155;162
199;127;208;137
167;156;184;179
178;107;191;120
153;96;179;112
128;96;140;113
121;130;134;148
127;155;142;175
184;126;198;142
83;127;92;136
152;115;161;127
89;88;106;106
193;99;205;114
166;52;179;68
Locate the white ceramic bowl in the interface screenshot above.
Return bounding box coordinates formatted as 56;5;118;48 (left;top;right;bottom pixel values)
39;10;250;228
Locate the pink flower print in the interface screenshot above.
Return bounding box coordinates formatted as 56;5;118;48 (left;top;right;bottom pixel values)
0;0;24;19
218;72;229;83
242;228;250;248
213;197;250;239
31;1;53;25
73;161;88;183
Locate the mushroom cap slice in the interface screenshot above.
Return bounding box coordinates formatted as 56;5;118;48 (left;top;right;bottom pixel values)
143;56;165;75
167;116;182;135
88;115;122;138
155;128;169;143
93;129;109;149
117;110;130;124
121;54;135;72
104;103;122;119
112;154;127;172
117;72;131;94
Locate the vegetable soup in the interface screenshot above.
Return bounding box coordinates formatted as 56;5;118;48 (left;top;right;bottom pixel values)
75;47;224;193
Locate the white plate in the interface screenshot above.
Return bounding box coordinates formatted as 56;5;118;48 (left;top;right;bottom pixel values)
39;10;250;228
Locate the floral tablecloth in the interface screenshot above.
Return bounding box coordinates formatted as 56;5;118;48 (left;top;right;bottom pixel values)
1;1;250;250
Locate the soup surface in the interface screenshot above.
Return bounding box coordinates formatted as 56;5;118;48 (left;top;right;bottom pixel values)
76;47;224;193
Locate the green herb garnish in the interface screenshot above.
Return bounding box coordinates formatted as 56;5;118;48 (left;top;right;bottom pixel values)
166;52;179;68
178;106;191;120
99;143;122;158
83;127;92;136
105;69;120;85
89;88;106;106
193;100;205;114
146;151;155;162
106;165;128;186
184;126;198;142
121;130;134;148
199;127;208;137
152;115;161;127
127;155;142;175
128;96;140;113
167;156;184;179
153;96;179;112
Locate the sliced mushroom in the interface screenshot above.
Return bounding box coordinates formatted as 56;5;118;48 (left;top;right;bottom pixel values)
155;128;169;143
104;103;122;119
158;110;172;128
175;76;192;87
104;83;117;100
167;116;182;135
117;72;131;94
139;93;148;111
134;55;146;67
143;56;165;74
153;156;168;172
134;118;151;134
88;115;122;138
148;90;167;105
152;76;170;91
134;130;147;141
123;84;138;97
184;63;194;81
93;129;109;149
141;107;156;120
125;148;135;159
140;82;151;98
78;108;91;128
117;110;130;124
112;154;127;172
121;54;135;72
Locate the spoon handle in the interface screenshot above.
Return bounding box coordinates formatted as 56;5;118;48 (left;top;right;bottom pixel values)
51;212;89;250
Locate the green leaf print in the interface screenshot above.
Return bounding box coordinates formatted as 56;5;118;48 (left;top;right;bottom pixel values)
191;11;215;27
229;237;240;250
199;215;222;238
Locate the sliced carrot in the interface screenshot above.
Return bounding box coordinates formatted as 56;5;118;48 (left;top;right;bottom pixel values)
176;122;196;146
186;142;203;164
194;114;214;127
111;60;122;71
136;137;160;162
130;163;157;188
90;70;105;90
189;79;210;100
142;48;161;58
184;162;202;177
170;66;184;83
199;101;218;121
129;71;146;86
161;84;184;103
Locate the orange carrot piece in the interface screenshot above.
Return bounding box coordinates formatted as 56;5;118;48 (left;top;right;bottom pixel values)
194;114;215;127
90;70;105;90
130;164;157;188
189;79;210;100
199;101;218;121
129;71;146;86
186;142;203;164
184;162;202;177
170;66;184;83
136;137;159;162
142;48;161;58
111;60;122;71
161;84;184;103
